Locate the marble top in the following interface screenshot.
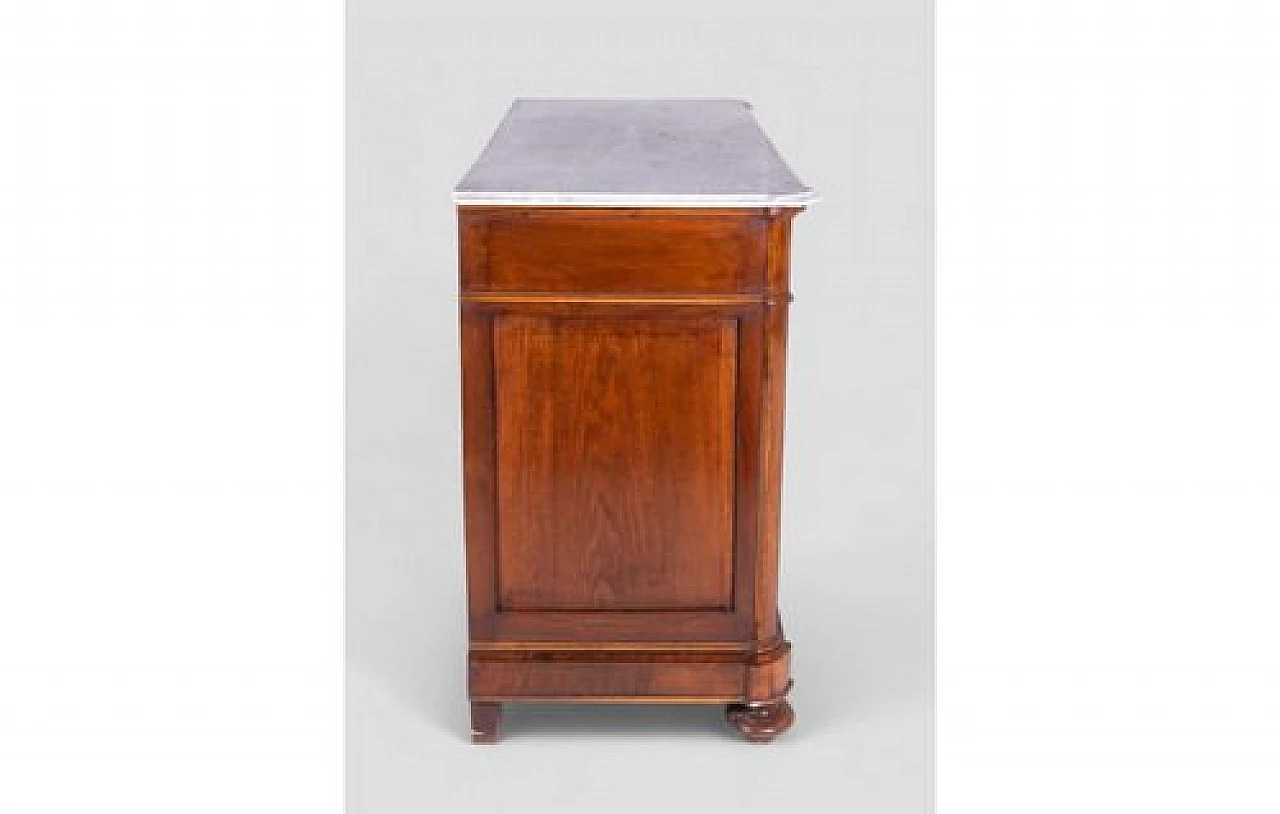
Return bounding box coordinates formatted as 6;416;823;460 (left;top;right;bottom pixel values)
453;99;816;207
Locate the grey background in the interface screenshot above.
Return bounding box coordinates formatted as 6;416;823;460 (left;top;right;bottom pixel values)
347;6;932;813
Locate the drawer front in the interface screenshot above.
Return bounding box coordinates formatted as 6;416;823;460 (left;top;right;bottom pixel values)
459;208;767;294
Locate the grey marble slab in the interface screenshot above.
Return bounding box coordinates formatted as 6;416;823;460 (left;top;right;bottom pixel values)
453;99;816;207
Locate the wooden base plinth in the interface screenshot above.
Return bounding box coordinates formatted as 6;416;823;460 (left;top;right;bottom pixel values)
467;636;793;743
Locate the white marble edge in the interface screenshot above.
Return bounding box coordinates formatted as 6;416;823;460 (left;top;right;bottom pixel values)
451;189;819;207
454;98;817;208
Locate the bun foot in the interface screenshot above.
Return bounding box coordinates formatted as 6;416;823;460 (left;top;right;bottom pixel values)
470;701;501;744
725;698;794;743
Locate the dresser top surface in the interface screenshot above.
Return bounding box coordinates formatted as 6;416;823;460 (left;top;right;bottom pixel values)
453;99;816;208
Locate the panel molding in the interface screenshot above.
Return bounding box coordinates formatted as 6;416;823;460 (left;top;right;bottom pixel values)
492;313;737;613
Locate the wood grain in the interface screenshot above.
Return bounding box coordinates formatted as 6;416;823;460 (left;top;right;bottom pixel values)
459;208;767;294
460;312;497;639
754;209;797;642
470;659;744;701
458;205;802;740
494;315;736;612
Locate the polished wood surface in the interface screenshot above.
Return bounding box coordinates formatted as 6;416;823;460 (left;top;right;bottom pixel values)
494;315;736;611
459;206;801;743
476;208;765;293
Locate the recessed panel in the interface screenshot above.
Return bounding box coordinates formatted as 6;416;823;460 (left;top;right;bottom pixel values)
494;316;736;611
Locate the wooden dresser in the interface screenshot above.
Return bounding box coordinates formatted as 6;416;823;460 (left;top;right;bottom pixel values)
453;99;815;743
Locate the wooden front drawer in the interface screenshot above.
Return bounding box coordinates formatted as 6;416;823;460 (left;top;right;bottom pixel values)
459;208;767;294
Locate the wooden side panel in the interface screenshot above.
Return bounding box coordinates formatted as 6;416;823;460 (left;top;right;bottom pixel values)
493;315;737;612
